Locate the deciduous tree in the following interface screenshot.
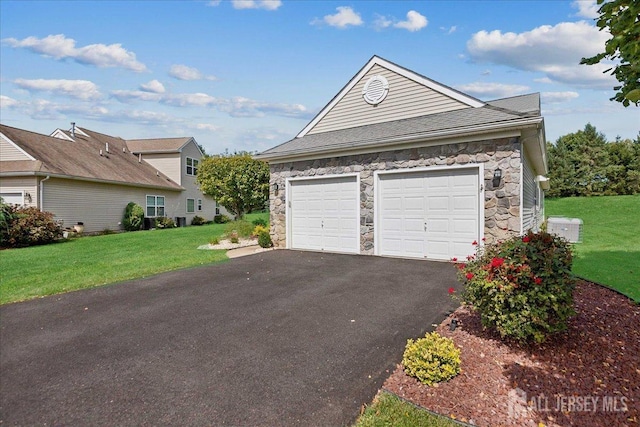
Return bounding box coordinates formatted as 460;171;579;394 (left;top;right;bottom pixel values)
581;0;640;106
196;152;269;219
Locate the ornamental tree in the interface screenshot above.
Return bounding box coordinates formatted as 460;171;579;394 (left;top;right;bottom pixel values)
196;152;269;220
580;0;640;106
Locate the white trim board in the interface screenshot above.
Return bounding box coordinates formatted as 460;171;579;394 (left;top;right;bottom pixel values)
297;55;485;138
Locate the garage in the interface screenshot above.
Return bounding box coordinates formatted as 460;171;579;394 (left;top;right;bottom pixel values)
0;192;23;206
260;56;547;254
376;167;481;260
288;175;359;254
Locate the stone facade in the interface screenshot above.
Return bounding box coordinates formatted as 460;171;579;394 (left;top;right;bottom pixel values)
269;137;522;254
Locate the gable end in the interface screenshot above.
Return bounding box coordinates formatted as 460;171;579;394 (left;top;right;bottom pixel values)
299;56;485;137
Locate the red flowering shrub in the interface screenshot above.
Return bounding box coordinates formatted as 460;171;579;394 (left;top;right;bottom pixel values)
455;231;576;343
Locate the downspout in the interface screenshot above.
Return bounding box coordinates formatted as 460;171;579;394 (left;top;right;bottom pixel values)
39;175;50;212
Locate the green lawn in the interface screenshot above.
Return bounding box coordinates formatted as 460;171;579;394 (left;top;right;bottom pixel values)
546;195;640;301
0;212;269;305
354;392;458;427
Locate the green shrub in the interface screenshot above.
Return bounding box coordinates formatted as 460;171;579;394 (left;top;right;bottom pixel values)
155;217;176;229
224;220;253;238
402;332;461;386
214;214;231;224
230;236;239;244
456;231;576;343
209;236;220;245
258;231;273;248
1;206;63;248
251;217;267;227
0;199;17;245
191;215;206;226
122;202;144;231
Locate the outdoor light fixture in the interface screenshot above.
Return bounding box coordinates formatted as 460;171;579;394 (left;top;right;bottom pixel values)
273;183;279;195
492;168;502;188
24;192;32;203
449;319;458;331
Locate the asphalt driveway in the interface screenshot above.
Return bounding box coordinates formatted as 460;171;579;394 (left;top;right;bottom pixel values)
0;250;459;426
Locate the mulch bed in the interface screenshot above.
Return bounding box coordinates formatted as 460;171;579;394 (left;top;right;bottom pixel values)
383;281;639;426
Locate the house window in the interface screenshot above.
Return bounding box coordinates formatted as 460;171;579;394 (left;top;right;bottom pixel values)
186;198;195;213
197;199;202;212
215;201;220;215
186;157;199;176
146;195;165;217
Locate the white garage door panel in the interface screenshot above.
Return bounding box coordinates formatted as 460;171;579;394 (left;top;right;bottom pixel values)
290;176;358;254
378;168;480;260
0;193;23;206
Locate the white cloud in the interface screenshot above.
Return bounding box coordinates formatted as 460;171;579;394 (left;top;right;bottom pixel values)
541;91;580;103
217;96;310;118
232;0;282;10
191;123;220;132
13;78;101;100
207;0;221;6
140;80;165;94
467;21;614;88
373;14;392;30
394;10;428;32
440;25;457;35
0;95;18;109
455;82;531;98
315;6;363;28
168;64;217;81
572;0;600;19
164;93;218;107
373;10;428;32
111;90;163;103
111;85;310;119
534;77;554;84
2;34;147;72
481;69;491;76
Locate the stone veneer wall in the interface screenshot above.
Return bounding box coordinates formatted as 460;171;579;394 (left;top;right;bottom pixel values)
269;137;522;255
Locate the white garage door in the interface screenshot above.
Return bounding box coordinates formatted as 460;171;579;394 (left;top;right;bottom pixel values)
378;168;480;260
0;193;23;206
289;176;359;254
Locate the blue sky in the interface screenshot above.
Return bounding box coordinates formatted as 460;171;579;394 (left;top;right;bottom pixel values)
1;0;638;154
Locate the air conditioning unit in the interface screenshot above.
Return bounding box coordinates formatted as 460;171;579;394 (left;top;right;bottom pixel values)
547;217;583;243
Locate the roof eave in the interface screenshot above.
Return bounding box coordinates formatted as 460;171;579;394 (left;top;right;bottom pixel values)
257;117;543;163
0;171;184;191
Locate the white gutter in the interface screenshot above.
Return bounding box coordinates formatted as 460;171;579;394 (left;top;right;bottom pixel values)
39;175;50;212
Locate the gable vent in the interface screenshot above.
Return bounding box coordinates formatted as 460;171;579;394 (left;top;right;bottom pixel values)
362;75;389;105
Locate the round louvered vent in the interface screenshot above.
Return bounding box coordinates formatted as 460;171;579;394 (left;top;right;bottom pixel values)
362;75;389;105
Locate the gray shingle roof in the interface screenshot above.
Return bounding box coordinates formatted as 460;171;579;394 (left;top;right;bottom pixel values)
486;93;540;115
0;124;182;190
257;93;541;160
126;137;193;153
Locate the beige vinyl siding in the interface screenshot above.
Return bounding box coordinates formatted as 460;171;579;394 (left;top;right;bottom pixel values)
522;151;542;232
0;176;38;207
308;64;470;135
140;152;182;184
179;141;222;220
0;138;32;161
42;178;182;233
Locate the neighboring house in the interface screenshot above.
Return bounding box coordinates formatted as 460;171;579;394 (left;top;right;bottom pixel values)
0;124;220;233
124;136;219;222
256;56;549;261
